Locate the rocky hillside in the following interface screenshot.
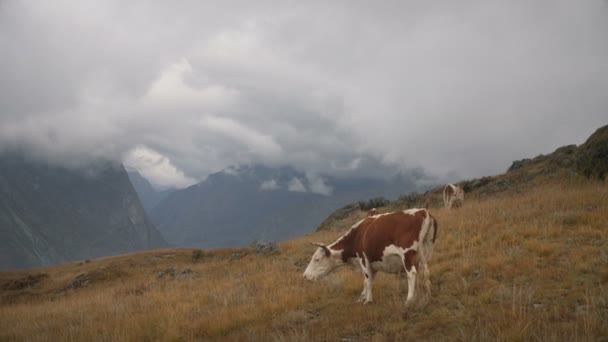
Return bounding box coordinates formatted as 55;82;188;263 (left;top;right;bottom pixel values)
0;155;167;269
318;124;608;231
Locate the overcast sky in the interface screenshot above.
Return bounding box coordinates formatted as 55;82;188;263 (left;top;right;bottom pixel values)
1;1;607;189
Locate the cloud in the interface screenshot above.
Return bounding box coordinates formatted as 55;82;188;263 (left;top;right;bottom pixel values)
306;174;333;196
1;1;607;188
123;145;197;190
287;177;307;193
260;179;279;191
199;115;282;161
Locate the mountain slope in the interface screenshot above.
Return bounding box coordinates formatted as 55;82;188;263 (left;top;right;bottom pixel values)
127;170;174;213
0;155;167;269
150;165;420;248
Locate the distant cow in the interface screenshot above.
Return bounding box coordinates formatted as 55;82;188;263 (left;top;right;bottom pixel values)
443;183;464;209
303;208;437;305
367;208;377;216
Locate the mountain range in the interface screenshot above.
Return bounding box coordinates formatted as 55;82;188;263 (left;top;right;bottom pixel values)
1;125;605;269
144;165;422;248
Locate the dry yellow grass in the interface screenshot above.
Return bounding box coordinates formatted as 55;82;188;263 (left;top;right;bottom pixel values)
1;175;607;341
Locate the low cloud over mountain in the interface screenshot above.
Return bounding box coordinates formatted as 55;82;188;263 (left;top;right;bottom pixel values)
1;1;607;189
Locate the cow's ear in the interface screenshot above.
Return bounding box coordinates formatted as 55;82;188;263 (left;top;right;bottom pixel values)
310;242;331;257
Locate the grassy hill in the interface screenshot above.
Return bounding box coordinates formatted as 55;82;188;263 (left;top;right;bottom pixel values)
1;174;606;341
1;126;607;340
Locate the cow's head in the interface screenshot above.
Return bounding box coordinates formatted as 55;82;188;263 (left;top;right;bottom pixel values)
303;242;342;281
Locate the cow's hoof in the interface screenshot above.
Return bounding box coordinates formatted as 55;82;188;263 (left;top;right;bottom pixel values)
363;300;373;305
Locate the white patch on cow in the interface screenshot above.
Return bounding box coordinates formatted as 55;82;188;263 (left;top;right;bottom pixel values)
370;242;418;274
402;208;423;216
328;217;369;249
371;212;392;219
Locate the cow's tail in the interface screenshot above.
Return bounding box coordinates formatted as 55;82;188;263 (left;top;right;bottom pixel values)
417;211;437;293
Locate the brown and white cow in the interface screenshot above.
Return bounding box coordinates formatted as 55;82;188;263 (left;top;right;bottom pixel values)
367;208;377;217
443;183;464;209
303;208;437;305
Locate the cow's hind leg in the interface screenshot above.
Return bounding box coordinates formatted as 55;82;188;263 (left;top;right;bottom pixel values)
402;250;418;305
422;263;431;294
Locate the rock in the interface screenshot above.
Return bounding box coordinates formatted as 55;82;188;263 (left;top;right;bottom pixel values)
65;273;93;290
575;304;588;316
255;242;279;255
1;273;48;290
156;267;178;279
230;252;245;260
508;158;532;172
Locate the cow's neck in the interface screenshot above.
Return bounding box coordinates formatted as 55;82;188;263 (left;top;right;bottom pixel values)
328;222;362;263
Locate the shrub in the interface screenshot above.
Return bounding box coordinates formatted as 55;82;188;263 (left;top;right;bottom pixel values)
577;125;608;180
358;197;389;211
192;250;205;262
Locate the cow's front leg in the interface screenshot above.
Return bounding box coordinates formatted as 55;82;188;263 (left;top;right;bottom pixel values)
363;270;375;304
356;254;374;304
356;256;367;303
359;253;374;304
357;270;375;304
357;281;367;303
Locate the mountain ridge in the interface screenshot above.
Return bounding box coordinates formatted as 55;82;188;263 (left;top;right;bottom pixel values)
0;155;167;269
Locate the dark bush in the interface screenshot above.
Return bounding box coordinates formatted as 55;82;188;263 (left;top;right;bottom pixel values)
358;197;390;211
192;250;205;262
398;193;420;209
577;125;608;180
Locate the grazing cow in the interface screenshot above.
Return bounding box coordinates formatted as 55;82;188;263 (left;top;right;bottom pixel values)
443;183;464;209
303;208;437;305
367;208;377;216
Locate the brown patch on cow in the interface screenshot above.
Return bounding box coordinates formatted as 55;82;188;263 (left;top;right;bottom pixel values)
332;211;426;264
403;250;417;271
